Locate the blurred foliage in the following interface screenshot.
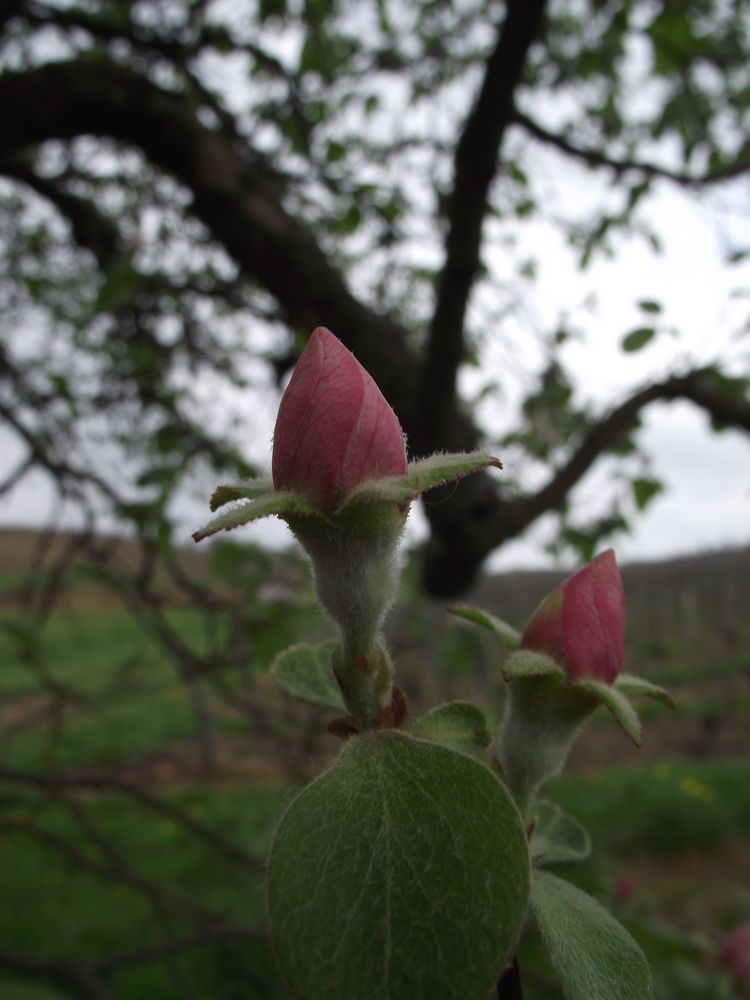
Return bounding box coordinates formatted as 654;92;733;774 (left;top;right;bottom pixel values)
0;0;748;568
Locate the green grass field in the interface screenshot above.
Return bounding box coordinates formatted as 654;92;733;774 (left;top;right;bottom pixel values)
1;543;749;998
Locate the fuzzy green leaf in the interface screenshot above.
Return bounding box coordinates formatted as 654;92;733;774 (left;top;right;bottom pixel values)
341;451;502;509
404;451;502;493
192;491;327;542
615;673;675;709
531;870;653;1000
531;801;591;866
270;641;344;709
448;604;522;649
411;701;492;754
269;731;529;1000
503;650;565;682
210;479;275;511
576;680;642;745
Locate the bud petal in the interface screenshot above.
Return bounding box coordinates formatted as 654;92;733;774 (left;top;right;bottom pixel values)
521;550;625;684
272;327;407;508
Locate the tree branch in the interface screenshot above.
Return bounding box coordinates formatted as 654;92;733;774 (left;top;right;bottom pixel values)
506;367;750;532
0;58;417;417
0;765;262;869
1;61;748;594
0;153;124;265
513;110;750;187
418;0;548;451
0;949;112;1000
422;366;750;594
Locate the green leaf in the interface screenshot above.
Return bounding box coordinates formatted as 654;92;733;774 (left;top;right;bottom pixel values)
94;256;141;312
342;452;502;508
503;650;565;682
411;701;491;754
531;801;591;866
531;870;653;1000
337;203;362;235
621;326;656;353
192;491;328;542
269;732;530;1000
448;605;521;649
575;680;642;746
615;673;675;710
210;479;275;511
631;477;663;511
270;641;344;709
637;299;662;314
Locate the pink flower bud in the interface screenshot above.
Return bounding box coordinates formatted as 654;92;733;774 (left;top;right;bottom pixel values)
521;549;625;684
720;923;750;984
272;327;407;509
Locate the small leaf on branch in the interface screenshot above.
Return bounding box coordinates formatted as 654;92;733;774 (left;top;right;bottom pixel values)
637;299;662;314
192;491;328;542
405;451;502;493
210;479;275;511
615;673;675;710
411;701;492;754
531;801;591;866
531;870;653;1000
502;650;565;682
448;604;522;649
341;451;502;509
269;732;529;1000
576;680;642;745
621;326;656;353
270;641;344;709
631;477;663;511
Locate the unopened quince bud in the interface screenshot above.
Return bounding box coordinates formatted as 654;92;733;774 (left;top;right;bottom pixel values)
272;326;407;509
521;549;625;684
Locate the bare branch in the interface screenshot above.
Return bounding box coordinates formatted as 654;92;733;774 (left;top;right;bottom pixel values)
0;765;263;869
0;949;112;1000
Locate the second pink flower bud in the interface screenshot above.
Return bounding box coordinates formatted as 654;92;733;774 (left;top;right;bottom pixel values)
521;549;626;684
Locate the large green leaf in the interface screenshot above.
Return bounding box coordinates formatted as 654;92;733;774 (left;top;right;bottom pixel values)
270;641;344;709
269;731;529;1000
531;870;653;1000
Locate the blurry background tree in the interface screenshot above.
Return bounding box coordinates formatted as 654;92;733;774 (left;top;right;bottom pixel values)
1;2;750;997
1;0;749;595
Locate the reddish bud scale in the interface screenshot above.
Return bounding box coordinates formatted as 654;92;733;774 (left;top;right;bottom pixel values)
272;327;407;509
521;550;625;684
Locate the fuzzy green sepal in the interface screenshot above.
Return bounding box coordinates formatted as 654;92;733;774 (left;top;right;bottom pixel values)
448;604;522;649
